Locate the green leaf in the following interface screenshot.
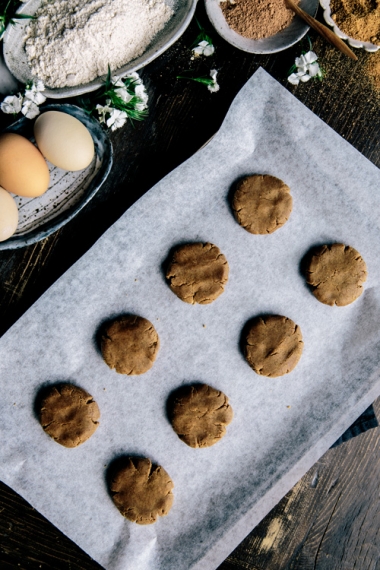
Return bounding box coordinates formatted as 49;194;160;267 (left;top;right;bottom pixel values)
12;13;36;19
177;74;213;86
0;0;36;35
191;17;214;49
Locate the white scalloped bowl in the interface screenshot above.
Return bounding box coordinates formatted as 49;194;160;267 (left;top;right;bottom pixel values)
320;0;380;52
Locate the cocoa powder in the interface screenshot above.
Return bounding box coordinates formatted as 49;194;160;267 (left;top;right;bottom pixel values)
330;0;380;45
220;0;297;40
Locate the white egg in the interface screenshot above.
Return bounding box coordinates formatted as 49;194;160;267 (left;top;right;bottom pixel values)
0;186;18;241
34;111;95;171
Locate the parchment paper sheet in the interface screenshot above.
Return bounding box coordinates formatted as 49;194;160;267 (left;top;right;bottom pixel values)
1;68;380;570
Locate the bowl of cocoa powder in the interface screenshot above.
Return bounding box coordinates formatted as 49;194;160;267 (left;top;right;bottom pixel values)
320;0;380;52
205;0;319;53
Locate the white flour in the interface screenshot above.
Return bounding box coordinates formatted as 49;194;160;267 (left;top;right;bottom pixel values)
24;0;174;88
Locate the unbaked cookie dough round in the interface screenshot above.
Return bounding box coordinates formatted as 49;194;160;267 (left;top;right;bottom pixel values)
232;174;292;234
166;242;229;304
39;384;100;447
306;243;367;306
245;315;303;377
169;384;233;448
101;315;160;375
109;457;174;525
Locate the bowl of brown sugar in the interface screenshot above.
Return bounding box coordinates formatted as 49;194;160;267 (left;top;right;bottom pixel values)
320;0;380;52
205;0;319;53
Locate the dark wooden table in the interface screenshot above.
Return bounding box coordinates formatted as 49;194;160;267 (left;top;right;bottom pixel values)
1;3;380;568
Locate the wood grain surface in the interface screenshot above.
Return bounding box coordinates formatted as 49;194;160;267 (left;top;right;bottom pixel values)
1;2;380;568
219;398;380;570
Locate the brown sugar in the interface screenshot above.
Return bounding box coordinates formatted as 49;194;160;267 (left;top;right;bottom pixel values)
220;0;297;40
330;0;380;45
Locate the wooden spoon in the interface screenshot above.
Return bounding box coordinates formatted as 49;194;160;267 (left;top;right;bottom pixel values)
286;0;358;61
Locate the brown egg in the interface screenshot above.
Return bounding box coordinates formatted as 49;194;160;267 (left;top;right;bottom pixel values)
0;133;50;197
0;186;18;241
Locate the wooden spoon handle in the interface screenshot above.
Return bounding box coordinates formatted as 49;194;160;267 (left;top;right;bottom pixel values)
286;0;358;61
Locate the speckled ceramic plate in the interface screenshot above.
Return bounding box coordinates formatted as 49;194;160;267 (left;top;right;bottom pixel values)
205;0;319;53
320;0;380;52
0;104;113;250
2;0;197;98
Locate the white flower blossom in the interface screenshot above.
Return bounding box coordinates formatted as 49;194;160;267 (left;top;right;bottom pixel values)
106;108;128;131
111;73;147;108
24;80;46;105
21;99;40;119
1;79;46;119
112;76;125;88
35;79;44;91
134;84;148;102
192;40;215;57
208;69;220;93
135;102;146;112
113;72;142;87
114;86;133;103
288;51;322;85
134;83;148;111
96;103;113;124
126;71;142;84
1;94;23;114
24;90;46;105
92;72;148;131
307;62;322;77
288;71;311;85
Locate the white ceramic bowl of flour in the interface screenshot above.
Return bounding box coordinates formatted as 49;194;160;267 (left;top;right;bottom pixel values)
3;0;197;98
